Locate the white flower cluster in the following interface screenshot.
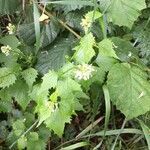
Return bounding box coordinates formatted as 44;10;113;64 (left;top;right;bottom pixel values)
80;16;92;33
75;64;95;80
1;45;12;56
6;23;15;34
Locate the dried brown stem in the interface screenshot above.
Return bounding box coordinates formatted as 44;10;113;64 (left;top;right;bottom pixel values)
38;4;81;39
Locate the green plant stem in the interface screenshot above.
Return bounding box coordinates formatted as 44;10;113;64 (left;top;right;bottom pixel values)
9;120;39;149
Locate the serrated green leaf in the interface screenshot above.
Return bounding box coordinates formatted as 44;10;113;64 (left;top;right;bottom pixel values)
41;71;58;91
107;63;150;119
13;119;26;136
0;35;20;49
132;23;150;62
0;121;9;140
45;78;83;137
98;39;118;59
17;136;27;150
28;132;39;141
0;88;11;100
73;33;95;63
99;0;146;28
36;101;57;127
33;70;58;123
45;106;71;137
40;19;60;48
0;88;12;112
96;39;119;72
8;79;31;110
27;132;46;150
85;10;102;21
111;37;138;62
36;38;73;74
21;68;38;88
0;100;12;113
66;11;103;39
0;53;18;67
37;71;58;101
53;0;94;13
66;11;83;32
58;62;75;78
57;78;82;97
37;126;51;142
17;23;36;45
0;67;16;88
17;19;60;49
45;96;83;137
29;83;41;101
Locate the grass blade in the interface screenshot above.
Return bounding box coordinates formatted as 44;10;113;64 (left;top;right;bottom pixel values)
33;1;41;54
139;119;150;150
75;117;104;139
60;142;88;150
111;119;127;150
102;85;111;136
83;128;143;138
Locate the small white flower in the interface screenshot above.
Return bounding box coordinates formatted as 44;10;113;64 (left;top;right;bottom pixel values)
39;13;49;22
74;64;95;80
1;45;12;56
6;23;15;34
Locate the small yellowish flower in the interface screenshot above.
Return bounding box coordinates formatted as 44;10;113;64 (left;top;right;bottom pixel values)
80;16;92;33
80;17;91;28
47;101;58;112
6;23;15;34
39;13;49;22
1;45;12;56
74;64;95;80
